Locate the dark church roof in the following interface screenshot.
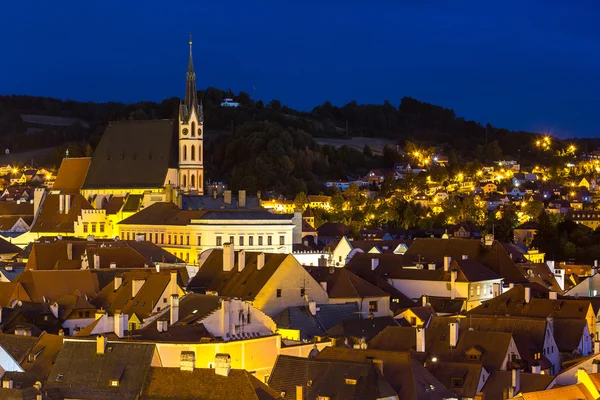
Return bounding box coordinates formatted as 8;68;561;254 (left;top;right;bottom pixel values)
83;120;178;189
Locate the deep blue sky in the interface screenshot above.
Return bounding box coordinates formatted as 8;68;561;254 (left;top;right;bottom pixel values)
2;1;599;137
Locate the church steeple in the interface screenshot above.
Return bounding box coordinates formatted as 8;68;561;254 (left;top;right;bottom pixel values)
182;34;201;122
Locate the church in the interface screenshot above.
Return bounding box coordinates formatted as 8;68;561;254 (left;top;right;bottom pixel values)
13;39;299;261
81;37;204;199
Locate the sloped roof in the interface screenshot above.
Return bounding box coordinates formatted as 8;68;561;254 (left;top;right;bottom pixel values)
0;237;22;255
426;361;484;399
187;250;294;302
518;383;595;400
326;316;400;343
91;270;182;320
317;222;350;238
55;293;96;321
0;282;31;307
304;267;388;299
402;238;525;283
273;303;359;341
45;340;156;399
19;332;64;379
0;333;38;363
141;367;281;400
0;201;34;216
468;285;592;320
316;347;452;399
15;270;100;303
52;157;91;193
30;194;93;233
268;355;397;400
83;119;178;189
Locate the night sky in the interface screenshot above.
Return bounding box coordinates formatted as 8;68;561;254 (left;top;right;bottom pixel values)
2;1;599;137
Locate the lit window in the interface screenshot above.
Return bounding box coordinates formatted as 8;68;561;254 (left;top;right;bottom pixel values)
55;374;64;382
369;301;378;312
83;224;88;233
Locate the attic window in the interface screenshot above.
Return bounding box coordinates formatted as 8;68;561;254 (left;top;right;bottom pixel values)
110;379;120;387
55;374;64;382
192;310;198;314
345;378;357;385
451;378;464;388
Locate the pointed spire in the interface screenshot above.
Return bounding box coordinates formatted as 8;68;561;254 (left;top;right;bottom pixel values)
184;33;199;121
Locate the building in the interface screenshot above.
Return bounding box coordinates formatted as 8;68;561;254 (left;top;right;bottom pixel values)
118;202;297;263
188;246;329;318
514;221;539;246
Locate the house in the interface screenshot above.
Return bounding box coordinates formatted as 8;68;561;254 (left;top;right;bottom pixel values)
330;236;409;267
315;347;452;399
0;301;62;336
307;195;331;210
514;221;539;246
317;222;350;245
401;237;526;283
385;257;503;310
394;306;434;327
479;182;498;194
273;302;359;342
0;332;63;380
448;221;480;239
118;202;297;262
514;369;600;399
91;269;186;331
325;316;400;345
567;211;600;230
468;285;595;355
44;338;161;400
268;355;399;400
480;370;555;400
10;173;27;185
305;266;391;318
140;354;281;400
0;201;34;234
188;246;328;317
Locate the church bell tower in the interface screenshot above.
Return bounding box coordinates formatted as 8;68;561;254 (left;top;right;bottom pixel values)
178;34;204;194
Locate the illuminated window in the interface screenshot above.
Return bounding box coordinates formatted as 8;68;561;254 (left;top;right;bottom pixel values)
83;223;88;233
100;223;105;233
91;224;96;233
369;301;378;312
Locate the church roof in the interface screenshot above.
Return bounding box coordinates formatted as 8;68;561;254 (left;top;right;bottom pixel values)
53;157;91;193
82;120;178;189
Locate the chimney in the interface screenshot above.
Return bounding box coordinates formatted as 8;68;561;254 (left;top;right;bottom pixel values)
509;283;515;289
96;335;106;355
157;319;168;332
462;254;468;260
50;302;59;319
2;379;13;389
155;264;160;273
131;279;145;298
511;368;520;394
493;283;501;297
524;286;531;303
531;363;541;374
238;250;246;272
93;253;100;269
59;194;64;213
66;242;73;261
215;353;231;377
422;295;428;307
416;325;425;352
593;360;600;374
114;275;123;291
549;291;557;300
449;319;459;348
444;256;451;272
65;194;71;214
371;258;379;271
224;190;232;205
170;270;178;295
257;252;265;270
223;243;234;271
180;351;196;372
239;190;246;208
595;341;600;354
296;385;304;400
114;310;125;338
170;294;180;325
309;301;318;316
451;270;457;300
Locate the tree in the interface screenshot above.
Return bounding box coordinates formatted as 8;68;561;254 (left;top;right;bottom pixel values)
523;201;545;221
363;144;373;157
294;191;308;210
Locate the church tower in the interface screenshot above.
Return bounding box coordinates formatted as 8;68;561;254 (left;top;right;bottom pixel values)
178;35;204;194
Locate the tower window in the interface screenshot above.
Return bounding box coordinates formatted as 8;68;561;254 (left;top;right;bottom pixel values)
191;145;195;161
183;145;187;161
191;174;195;188
182;175;187;188
198;144;202;161
192;122;196;137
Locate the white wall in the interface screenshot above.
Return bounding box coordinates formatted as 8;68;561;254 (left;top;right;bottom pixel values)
0;346;24;373
202;298;276;339
389;279;469;300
